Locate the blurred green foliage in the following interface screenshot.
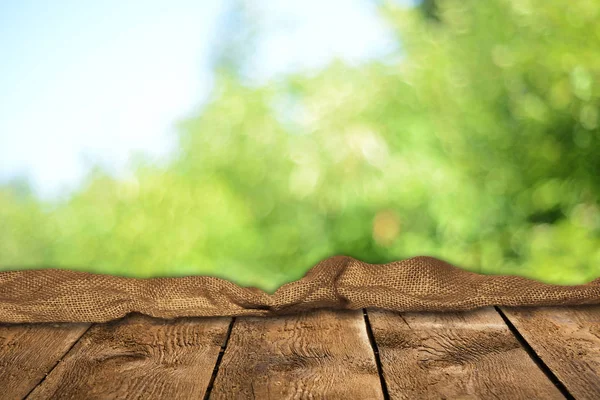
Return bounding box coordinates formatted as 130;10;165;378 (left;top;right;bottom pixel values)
1;0;599;292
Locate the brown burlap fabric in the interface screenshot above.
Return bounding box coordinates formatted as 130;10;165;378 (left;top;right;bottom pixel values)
1;256;599;323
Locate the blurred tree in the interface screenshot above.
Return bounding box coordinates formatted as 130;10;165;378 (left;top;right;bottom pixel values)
1;0;599;291
380;0;600;281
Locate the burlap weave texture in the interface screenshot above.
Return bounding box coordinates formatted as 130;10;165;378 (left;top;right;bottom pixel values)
1;256;599;323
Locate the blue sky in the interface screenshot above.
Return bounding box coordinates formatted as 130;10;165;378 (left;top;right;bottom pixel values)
0;0;398;198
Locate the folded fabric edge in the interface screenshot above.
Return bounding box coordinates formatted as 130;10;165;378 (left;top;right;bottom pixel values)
0;255;599;323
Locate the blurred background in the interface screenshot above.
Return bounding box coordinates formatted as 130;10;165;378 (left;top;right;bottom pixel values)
1;0;599;292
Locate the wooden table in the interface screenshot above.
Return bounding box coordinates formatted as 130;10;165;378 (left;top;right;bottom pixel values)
1;305;599;399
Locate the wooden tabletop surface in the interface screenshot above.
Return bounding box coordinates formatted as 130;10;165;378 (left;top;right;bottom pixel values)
1;305;599;399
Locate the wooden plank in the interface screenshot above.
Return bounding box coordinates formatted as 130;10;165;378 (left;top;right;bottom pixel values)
500;305;600;400
0;322;90;400
209;309;384;400
367;307;564;399
26;313;232;400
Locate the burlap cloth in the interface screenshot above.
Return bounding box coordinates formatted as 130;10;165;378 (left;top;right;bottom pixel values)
1;256;599;323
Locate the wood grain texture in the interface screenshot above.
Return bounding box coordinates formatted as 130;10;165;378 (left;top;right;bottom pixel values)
367;307;564;400
26;313;231;400
501;305;600;400
0;322;90;400
209;308;384;400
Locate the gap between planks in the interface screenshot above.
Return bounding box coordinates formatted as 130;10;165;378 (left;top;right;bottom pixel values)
203;317;236;400
499;305;600;400
363;308;391;400
0;322;92;400
494;306;575;400
21;324;93;399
